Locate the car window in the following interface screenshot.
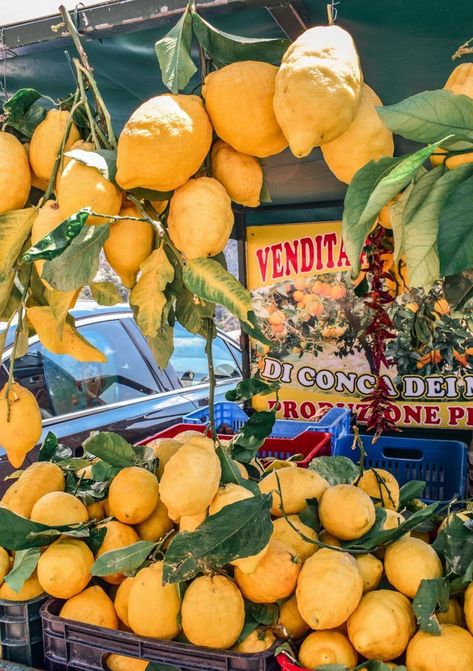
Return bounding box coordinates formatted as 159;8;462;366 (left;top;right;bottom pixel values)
169;324;241;387
4;320;159;418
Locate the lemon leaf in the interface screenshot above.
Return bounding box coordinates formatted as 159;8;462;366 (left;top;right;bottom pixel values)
91;540;157;577
90;281;122;306
0;507;90;550
226;379;279;402
22;208;90;262
0;270;15;317
412;577;449;635
83;431;136;467
3;88;54;138
155;7;197;94
439;172;473;277
130;248;174;337
309;456;359;487
0;208;36;282
64;149;117;183
146;325;174;369
4;548;41;593
47;289;78;340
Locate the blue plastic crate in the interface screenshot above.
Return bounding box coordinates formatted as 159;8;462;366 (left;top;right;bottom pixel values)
334;433;468;502
183;401;351;442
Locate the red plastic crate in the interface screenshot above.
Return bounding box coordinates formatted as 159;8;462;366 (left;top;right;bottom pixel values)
136;423;331;467
276;652;305;671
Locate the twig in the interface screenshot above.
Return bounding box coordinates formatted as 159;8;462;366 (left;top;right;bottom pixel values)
205;318;217;441
452;37;473;61
6;265;32;419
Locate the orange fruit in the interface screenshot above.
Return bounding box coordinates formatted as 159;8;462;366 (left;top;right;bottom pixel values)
330;284;347;300
294;278;306;291
268;310;285;325
309;301;323;317
311;280;324;294
293;290;304;302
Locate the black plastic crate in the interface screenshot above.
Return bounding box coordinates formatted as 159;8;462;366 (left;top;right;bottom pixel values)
41;598;278;671
0;594;47;667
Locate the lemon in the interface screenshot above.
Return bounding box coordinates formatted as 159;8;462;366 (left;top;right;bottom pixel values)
114;576;134;628
0;548;10;586
108;466;159;525
179;511;207;532
37;538;93;599
0;132;31;213
348;589;416;660
127;561;180;639
168;177;234;260
406;624;473;671
86;500;107;522
274;25;363;157
182;575;245;649
209;483;252;516
0;382;43;469
116;94;212;192
96;521;140;585
258;467;329;516
384;537;443;598
106;654;148;671
355;553;383;593
319;529;342;547
0;571;44;601
30;491;88;526
464;582;473;633
30;201;65;288
437;597;464;627
135;500;173;541
321;84;394;183
235;539;301;603
299;630;358;669
233;628;276;653
271;515;318;562
211;140;263;207
60;585;118;629
356;468;400;511
278;595;310;639
104;202;154;288
29;109;80;183
319;484;376;540
146;437;182;479
2;461;65;518
296;548;363;629
202;61;287;158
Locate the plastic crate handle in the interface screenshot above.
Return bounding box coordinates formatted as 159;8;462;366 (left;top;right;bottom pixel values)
380;446;424;461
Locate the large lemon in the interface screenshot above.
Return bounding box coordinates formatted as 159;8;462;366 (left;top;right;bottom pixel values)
235;539;301;603
0;382;42;469
0;132;31;213
437;597;464;627
318;484;376;540
278;595;310;639
179;511;207;532
108;466;159;525
299;630;358;669
30;491;88;526
271;515;318;562
114;576;134;627
182;575;244;649
202;61;287;158
127;561;180;639
384;537;443;598
60;585;118;629
208;483;252;516
29;109;80;183
258;467;329;516
211;140;263;207
406;624;473;671
135;500;174;541
146;437;182;479
296;548;363;629
233;628;276;653
356;468;400;511
2;461;65;518
347;589;416;660
37;538;93;599
355;553;383;593
167;177;234;260
274;25;363;157
0;571;44;601
116;94;212;192
103;202;154;288
96;521;140;584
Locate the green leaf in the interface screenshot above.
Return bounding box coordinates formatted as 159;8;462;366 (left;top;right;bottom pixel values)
390;181;415;263
64;149;117;183
42;223;110;291
3;88;54;137
412;577;449;635
130;247;174;337
183;258;252;324
175;287;215;337
443;272;473;311
22;209;90;262
163;494;273;583
226;378;279;403
82;432;136;468
260;177;272;204
155;8;197;93
87;525;107;554
309;456;359;487
237;601;279;645
215;445;259;495
4;548;41;593
147;325;174;369
399;481;426;507
439;173;473;276
0;270;16;318
38;432;59;461
192;12;290;66
0;208;36;282
231;411;276;462
240;310;273;346
90;460;121;482
433;512;473;578
91;540;157;577
90;281;122;306
48;289;77;340
0;507;90;551
377;90;473;146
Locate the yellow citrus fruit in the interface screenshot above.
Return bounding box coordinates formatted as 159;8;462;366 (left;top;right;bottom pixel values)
299;630;358;669
348;589;416;660
464;581;473;633
384;537;443;598
146;437;182;479
296;549;363;629
406;623;473;671
319;484;376;540
319;529;342;547
182;575;245;649
30;491;88;526
106;654;148;671
37;538;94;599
114;576;134;628
0;571;44;601
29;109;81;183
116;94;212;192
209;483;252;516
321;84;394;183
0;382;42;469
173;430;205;444
233;628;276;653
271;515;318;562
274;26;363;157
278;595;310;639
2;461;65;518
135;499;173;541
437;597;464;627
108;466;159;525
159;434;221;521
167;176;234;260
0;132;31;213
382;508;405;530
60;585;118;629
356;468;400;511
356;553;383;593
103;202;154;288
0;548;10;586
258;467;329;516
127;561;180;639
96;521;140;585
179;510;207;533
210;140;263;207
86;500;106;522
202;61;287;158
235;539;301;603
30;201;65;288
57;159;122;226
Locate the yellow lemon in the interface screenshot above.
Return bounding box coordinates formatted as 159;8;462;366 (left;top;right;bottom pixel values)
37;538;93;599
30;201;65;287
29;109;80;183
319;484;376;540
356;468;400;511
60;585;118;629
114;576;134;628
406;624;473;671
86;500;107;521
30;491;88;526
356;553;383;593
209;483;252;516
258;467;329;516
108;466;159;525
299;630;358;669
463;581;473;633
437;597;464;627
271;515;318;562
0;382;42;469
146;437;182;479
96;521;140;585
278;595;310;639
384;537;443;598
0;571;44;601
127;561;180;639
179;510;207;533
0;132;31;213
0;548;10;586
106;655;148;671
211;140;263;207
135;499;173;541
2;461;65;518
233;628;276;653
